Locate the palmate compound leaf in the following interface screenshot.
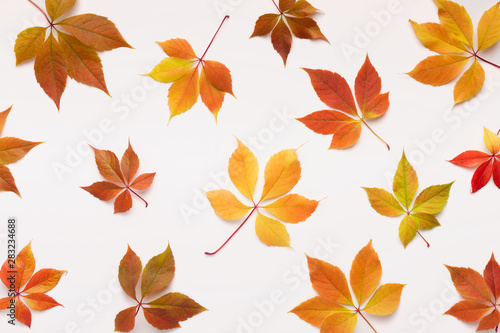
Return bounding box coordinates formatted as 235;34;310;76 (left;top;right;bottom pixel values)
146;16;234;122
0;106;42;197
290;241;405;333
15;0;131;109
449;127;500;193
205;138;319;255
250;0;328;65
445;254;500;331
408;1;500;105
81;141;155;214
363;152;453;248
114;245;207;332
0;242;66;328
298;55;391;150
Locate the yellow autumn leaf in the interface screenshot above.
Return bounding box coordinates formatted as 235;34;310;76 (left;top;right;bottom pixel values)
290;296;350;327
320;312;357;333
409;20;467;54
167;68;200;119
478;2;500;51
434;0;473;47
227;139;258;201
254;213;290;247
484;127;500;155
399;215;418;248
407;55;470;87
362;187;405;217
363;283;405;315
206;189;251;220
263;193;319;223
453;59;485;105
349;240;382;305
393;152;418;210
146;57;194;83
260;149;301;201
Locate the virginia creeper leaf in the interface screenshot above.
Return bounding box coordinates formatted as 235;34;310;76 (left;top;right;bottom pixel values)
445;255;500;331
292;242;404;332
0;243;65;328
0;106;41;197
115;246;206;332
82;141;155;214
409;1;500;104
449;127;500;192
299;55;390;150
250;0;328;65
364;152;453;248
16;0;131;108
206;139;318;253
147;18;234;121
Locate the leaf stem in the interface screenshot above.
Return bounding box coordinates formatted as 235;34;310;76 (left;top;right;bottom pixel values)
356;309;378;333
271;0;283;14
205;206;257;255
135;304;141;316
126;187;148;208
198;15;229;62
361;119;390;150
417;231;430;248
475;53;500;70
26;0;52;26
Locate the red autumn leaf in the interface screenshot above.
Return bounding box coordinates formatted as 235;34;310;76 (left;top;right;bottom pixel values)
0;242;65;328
0;106;42;197
15;0;131;109
146;16;234;122
250;0;328;65
81;141;156;214
298;55;390;150
115;245;206;332
445;254;500;331
449;127;500;192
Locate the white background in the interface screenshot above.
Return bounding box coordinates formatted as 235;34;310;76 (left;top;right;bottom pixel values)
0;0;500;332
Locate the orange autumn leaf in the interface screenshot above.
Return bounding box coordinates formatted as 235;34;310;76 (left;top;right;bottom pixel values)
114;245;206;332
0;242;65;328
449;127;500;192
445;254;500;331
146;16;234;121
81;141;155;214
290;241;405;332
408;1;500;105
0;106;42;197
250;0;328;65
298;55;391;150
15;0;131;109
205;138;319;255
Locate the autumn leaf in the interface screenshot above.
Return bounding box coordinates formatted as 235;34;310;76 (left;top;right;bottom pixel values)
298;55;391;150
114;245;206;332
146;16;234;122
15;0;131;109
449;127;500;193
408;1;500;105
0;106;42;197
0;242;66;328
250;0;328;65
81;141;155;214
290;241;405;332
205;138;319;255
445;254;500;331
363;152;453;248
